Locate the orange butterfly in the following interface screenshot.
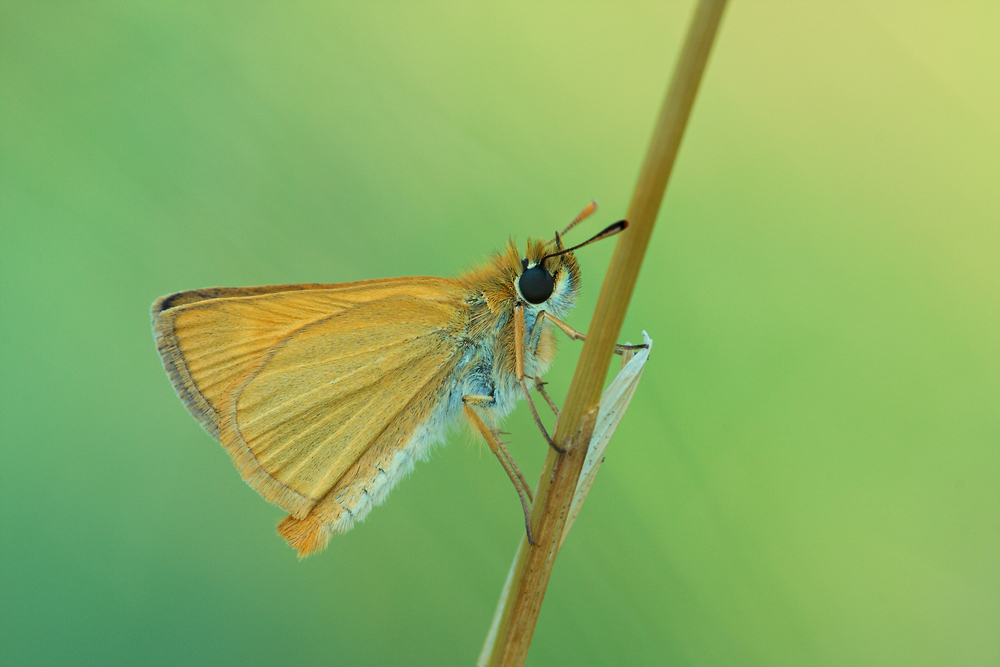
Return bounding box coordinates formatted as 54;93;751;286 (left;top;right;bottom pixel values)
152;204;638;556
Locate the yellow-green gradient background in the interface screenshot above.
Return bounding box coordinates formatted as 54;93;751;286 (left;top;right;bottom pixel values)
2;3;997;665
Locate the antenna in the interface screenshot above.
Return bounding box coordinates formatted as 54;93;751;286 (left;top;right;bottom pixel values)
560;201;598;237
543;220;627;263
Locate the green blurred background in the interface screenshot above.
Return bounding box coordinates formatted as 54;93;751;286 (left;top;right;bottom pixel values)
2;2;997;665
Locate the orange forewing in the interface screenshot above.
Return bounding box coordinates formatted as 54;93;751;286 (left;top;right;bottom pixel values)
152;278;470;542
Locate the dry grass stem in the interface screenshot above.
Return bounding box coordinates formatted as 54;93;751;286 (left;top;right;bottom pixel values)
480;1;728;665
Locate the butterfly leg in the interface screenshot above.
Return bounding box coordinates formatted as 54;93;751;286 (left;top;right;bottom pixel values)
539;311;648;355
533;378;561;417
463;396;536;545
514;303;565;454
525;313;562;416
463;396;532;500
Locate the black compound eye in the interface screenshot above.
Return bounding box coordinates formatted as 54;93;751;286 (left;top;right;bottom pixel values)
518;264;554;304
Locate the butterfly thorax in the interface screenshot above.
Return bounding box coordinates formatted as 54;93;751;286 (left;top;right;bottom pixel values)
455;237;581;425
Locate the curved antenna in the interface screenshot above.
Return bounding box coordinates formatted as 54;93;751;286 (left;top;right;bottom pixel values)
561;201;598;237
543;220;627;263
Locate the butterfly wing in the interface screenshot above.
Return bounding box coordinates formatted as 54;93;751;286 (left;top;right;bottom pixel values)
153;278;470;550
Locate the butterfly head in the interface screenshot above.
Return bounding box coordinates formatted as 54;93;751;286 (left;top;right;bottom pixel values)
514;235;581;316
461;214;625;318
514;219;626;314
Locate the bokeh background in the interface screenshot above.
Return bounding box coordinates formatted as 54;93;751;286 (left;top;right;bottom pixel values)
2;2;997;665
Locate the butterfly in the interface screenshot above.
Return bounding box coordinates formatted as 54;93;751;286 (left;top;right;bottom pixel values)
152;203;640;556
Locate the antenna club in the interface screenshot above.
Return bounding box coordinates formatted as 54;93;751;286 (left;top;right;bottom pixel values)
542;220;626;262
560;201;600;237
